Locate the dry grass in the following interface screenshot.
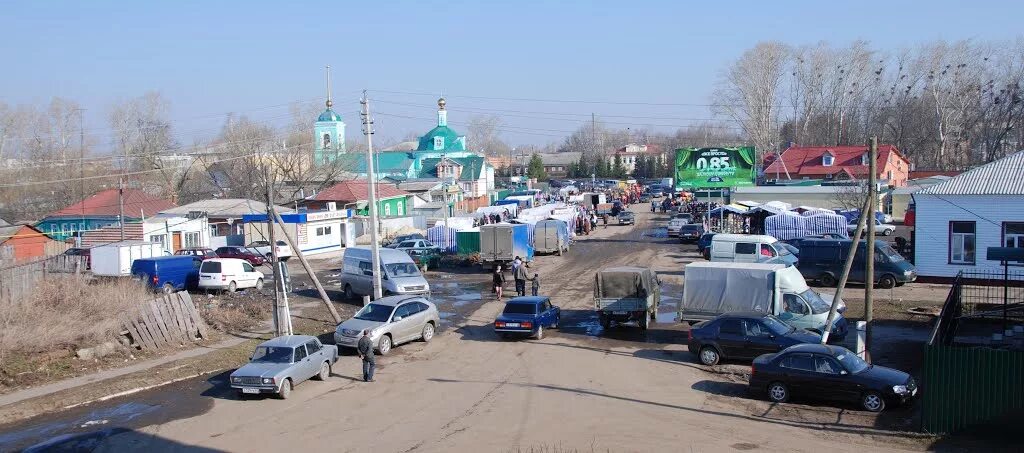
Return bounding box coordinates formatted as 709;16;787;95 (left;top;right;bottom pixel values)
0;276;143;363
198;292;271;333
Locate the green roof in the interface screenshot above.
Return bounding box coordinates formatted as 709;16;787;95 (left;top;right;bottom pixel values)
336;152;415;176
317;109;343;122
418;156;486;181
416;126;465;151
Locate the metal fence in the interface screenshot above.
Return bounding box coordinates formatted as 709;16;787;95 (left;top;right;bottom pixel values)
921;345;1024;433
922;269;1024;433
0;254;88;303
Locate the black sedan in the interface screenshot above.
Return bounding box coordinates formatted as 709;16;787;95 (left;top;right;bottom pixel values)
749;343;917;412
678;224;705;243
687;312;819;365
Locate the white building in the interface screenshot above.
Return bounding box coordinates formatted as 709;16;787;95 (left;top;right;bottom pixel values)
913;150;1024;278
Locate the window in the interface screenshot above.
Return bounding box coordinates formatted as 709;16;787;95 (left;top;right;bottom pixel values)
745;321;771;337
780;353;815;371
150;234;167;249
783;294;809;315
735;243;756;255
242;262;255;272
1004;222;1024;249
384;203;392;216
316;226;332;237
822;152;834;167
183;231;200;248
358;261;373;275
397;201;404;216
719;319;744;336
813;356;841;375
394;304;414;320
209;225;218;237
760;244;776;257
861;153;869;165
434;136;445;150
949;221;976;264
305;340;321;354
293;346;307;362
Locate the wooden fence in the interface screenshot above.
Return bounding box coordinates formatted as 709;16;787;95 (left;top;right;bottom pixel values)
0;254;88;303
121;291;210;350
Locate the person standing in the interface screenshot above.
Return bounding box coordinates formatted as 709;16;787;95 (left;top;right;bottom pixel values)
527;273;540;296
513;258;529;297
357;330;375;382
492;265;505;299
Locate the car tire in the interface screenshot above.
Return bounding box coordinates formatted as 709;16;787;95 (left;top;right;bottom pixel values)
698;346;721;366
162;283;175;294
599;315;611;330
768;382;789;403
534;325;544;340
255;278;264;291
316;362;330;381
552;315;559;329
639;314;649;330
344;284;355;300
421;322;435;342
861;391;886;412
227;281;237;293
820;273;837;287
377;335;392;355
877;274;896;289
882;228;893;236
277;379;292;399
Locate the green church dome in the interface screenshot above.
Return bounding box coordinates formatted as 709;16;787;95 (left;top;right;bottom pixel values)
318;109;343;122
417;126;465;151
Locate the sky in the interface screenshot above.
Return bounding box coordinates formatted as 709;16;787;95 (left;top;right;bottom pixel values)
2;0;1023;151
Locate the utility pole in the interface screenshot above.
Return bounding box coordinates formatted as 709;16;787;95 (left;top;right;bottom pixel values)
78;108;86;246
265;167;287;336
361;91;384;300
865;136;878;358
820;194;871;344
118;178;125;241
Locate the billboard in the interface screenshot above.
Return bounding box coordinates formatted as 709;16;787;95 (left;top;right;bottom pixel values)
674;147;756;190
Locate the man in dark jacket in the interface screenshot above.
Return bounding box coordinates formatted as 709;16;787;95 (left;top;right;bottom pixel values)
513;258;529;297
357;330;375;382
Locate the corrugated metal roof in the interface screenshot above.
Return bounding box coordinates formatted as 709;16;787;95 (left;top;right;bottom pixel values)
919;150;1024;195
159;199;287;217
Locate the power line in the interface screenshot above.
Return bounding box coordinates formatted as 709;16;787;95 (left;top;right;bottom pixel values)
368;88;791;109
371;98;754;123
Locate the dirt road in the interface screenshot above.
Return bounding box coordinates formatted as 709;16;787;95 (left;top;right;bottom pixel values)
1;211;934;452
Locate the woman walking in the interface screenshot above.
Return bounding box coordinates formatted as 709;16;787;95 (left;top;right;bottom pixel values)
493;265;506;299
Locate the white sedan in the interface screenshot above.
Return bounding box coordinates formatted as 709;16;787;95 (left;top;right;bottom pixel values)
848;219;897;236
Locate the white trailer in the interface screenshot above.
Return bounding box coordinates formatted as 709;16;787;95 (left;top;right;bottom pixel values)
90;241;166;277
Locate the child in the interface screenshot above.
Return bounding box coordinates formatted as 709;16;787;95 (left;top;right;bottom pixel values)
527;273;540;296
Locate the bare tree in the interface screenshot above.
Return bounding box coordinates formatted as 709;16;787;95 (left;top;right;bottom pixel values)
466;114;510;156
713;41;790;164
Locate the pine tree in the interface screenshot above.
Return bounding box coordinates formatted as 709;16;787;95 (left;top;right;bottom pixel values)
633;155;648;178
527;153;547;180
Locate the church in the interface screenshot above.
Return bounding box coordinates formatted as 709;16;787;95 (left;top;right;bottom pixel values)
321;96;496;202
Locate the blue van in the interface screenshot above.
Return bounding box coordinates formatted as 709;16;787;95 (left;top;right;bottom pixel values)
791;238;917;289
131;255;203;293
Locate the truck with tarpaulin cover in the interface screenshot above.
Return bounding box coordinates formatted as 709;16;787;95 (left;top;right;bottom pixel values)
594;267;660;330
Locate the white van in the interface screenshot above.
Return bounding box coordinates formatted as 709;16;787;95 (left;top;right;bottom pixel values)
709;234;798;266
340;247;430;300
198;258;265;292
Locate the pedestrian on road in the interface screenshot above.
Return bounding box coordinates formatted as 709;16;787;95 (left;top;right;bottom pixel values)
527;273;540;296
651;200;656;212
357;330;375;382
493;265;505;299
513;259;529;297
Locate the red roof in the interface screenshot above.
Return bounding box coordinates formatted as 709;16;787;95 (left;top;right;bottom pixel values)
49;189;175;218
763;145;907;179
313;180;409;203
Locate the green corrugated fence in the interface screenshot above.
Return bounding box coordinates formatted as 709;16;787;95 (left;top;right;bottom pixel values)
456;230;480;255
921;345;1024;433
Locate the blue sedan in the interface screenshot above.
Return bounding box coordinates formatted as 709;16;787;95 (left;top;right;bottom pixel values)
494;296;561;340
